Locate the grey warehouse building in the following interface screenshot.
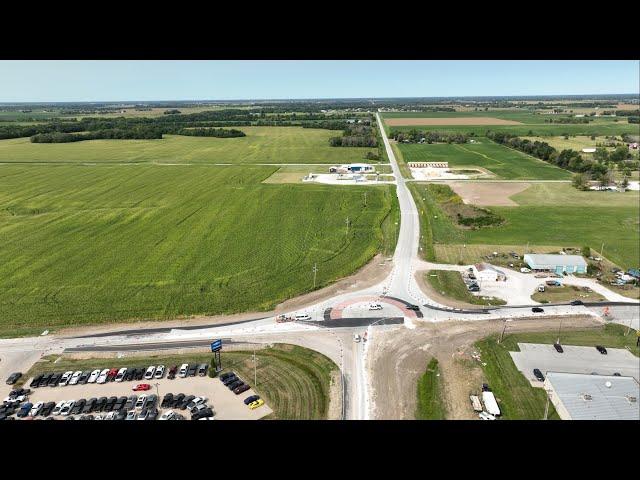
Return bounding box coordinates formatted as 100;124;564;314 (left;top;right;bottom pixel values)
524;254;588;275
544;372;639;420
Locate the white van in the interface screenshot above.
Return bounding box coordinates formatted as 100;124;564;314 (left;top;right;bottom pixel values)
294;313;311;321
178;363;189;378
369;303;382;311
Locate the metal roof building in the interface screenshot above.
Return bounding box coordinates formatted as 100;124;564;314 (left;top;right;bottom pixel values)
544;372;639;420
524;254;588;274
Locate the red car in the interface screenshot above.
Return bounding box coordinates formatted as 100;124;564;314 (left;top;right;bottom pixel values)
133;383;151;391
107;368;119;381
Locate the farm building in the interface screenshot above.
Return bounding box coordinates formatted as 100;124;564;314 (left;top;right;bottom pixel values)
472;263;506;282
581;148;596;153
543;372;639;420
524;254;587;275
407;162;449;169
329;163;375;174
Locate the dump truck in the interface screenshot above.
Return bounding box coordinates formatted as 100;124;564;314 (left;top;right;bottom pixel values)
482;390;501;416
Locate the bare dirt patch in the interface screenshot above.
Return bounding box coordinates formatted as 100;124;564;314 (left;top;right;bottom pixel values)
368;315;602;420
385;117;523;126
448;181;531;206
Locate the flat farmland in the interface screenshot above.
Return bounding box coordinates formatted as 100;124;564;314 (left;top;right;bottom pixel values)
398;140;571;180
410;182;639;269
0;164;396;337
385;117;523;126
0;127;378;165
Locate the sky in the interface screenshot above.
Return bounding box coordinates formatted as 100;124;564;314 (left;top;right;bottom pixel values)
0;60;637;102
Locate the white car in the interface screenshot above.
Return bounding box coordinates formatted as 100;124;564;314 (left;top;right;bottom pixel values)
96;369;110;384
198;417;214;421
4;395;25;404
94;414;104;420
144;366;156;380
29;402;44;417
154;365;165;379
52;401;66;416
115;367;127;382
188;397;207;411
520;267;531;273
104;411;117;420
294;313;311;321
59;371;74;386
353;334;361;343
68;371;82;385
135;394;147;409
369;303;383;310
191;403;209;415
60;400;75;416
87;369;101;384
125;411;137;420
479;411;496;420
178;363;189;378
159;410;176;420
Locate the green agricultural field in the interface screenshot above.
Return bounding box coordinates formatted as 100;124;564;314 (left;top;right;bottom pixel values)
387;123;638;137
0;127;378;165
0;164;397;337
512;182;640;208
398;140;571;180
415;358;447;420
409;183;640;269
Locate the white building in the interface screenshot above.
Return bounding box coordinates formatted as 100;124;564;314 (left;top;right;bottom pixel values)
472;263;506;282
544;372;639;420
524;254;587;275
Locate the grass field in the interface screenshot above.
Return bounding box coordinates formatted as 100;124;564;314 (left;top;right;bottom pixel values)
415;358;447;420
0;164;397;337
409;183;639;269
15;343;338;419
398;140;571;180
531;285;606;303
425;270;506;306
0;127;378;164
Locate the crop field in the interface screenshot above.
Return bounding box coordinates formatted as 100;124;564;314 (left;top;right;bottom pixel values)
398;140;571;180
409;182;639;269
0;127;378;165
0;164;397;337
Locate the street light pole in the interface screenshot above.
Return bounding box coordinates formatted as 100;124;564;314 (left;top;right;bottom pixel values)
154;382;160;404
499;318;509;343
253;347;257;387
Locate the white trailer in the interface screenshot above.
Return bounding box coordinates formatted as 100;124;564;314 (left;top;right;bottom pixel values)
482;391;501;416
469;395;483;412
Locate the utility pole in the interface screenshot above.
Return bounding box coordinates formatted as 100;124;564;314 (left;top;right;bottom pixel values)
312;263;318;289
345;217;350;237
253;348;257;387
557;317;564;345
499;318;509;344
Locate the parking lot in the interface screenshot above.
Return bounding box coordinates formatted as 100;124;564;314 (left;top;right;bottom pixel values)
3;364;272;421
510;343;640;386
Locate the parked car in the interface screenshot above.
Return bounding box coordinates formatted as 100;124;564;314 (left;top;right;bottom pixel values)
244;395;260;406
30;374;44;388
29;402;44;417
161;393;174;408
78;371;91;385
58;371;74;386
40;402;56;417
38;373;52;388
406;304;420;311
125;411;137;420
222;375;238;386
191;407;214;420
248;399;264;410
114;396;127;411
5;372;22;385
104;396;118;412
178;395;195;410
187;364;198;377
219;372;235;381
369;303;382;310
198;364;208;376
133;383;151;391
70;399;86;415
167;365;178;379
596;345;608;355
353;334;361;343
82;398;97;414
178;364;189;378
532;307;544;313
94;397;107;412
553;343;564;353
106;368;119;382
533;369;545;382
124;395;137;410
124;369;135;382
96;369;110;384
68;371;82;386
145;394;158;409
234;384;250;395
147;408;159;421
17;402;33;418
228;380;244;391
60;401;75;416
137;409;150;420
159;410;177;420
115;368;127;382
570;300;584;306
172;393;185;408
87;369;101;384
135;395;147;410
187;396;207;411
613;372;621;376
154;365;165;379
144;366;156;380
114;410;127;421
48;373;61;387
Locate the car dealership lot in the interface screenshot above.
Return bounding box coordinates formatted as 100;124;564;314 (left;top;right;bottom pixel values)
510;343;640;386
12;372;271;420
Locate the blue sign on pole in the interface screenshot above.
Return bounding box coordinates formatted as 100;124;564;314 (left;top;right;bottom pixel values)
211;339;223;352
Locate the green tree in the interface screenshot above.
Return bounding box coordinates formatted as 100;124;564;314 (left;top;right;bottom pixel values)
582;246;591;258
572;172;590;191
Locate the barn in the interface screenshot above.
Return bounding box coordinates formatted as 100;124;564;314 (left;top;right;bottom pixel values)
524;254;587;275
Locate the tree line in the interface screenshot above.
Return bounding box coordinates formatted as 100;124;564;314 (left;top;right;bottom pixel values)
30;126;245;143
390;129;470;144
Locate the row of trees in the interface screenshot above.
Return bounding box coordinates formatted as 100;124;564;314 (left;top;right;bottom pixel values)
30;126;246;143
543;117;591;124
0;122;84;140
390;129;470;144
329;135;377;147
175;128;245;138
